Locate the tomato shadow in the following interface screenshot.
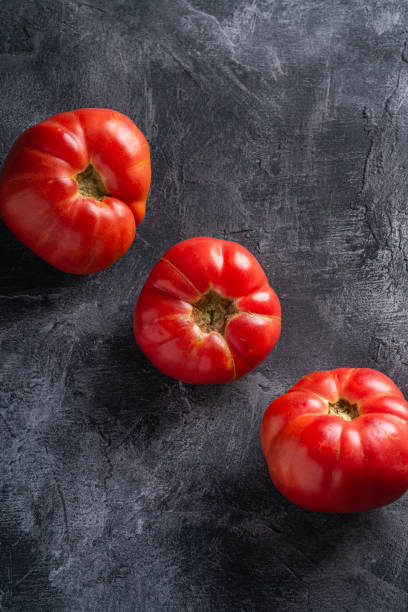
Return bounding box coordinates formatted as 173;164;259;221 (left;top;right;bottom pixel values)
57;321;230;451
169;464;388;610
0;220;84;294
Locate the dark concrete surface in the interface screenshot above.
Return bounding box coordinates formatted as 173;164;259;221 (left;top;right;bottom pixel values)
1;0;408;610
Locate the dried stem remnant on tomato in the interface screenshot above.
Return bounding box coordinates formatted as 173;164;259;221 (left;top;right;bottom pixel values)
327;398;359;421
75;164;108;201
192;289;238;335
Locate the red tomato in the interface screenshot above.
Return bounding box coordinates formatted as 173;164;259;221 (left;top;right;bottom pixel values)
0;108;151;274
261;368;408;512
134;237;281;384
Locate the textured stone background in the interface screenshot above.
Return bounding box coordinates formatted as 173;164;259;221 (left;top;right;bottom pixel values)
1;0;408;610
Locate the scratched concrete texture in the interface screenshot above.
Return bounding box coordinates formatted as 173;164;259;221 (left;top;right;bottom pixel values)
1;0;408;610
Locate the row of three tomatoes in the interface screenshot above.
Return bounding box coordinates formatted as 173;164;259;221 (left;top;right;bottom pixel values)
1;108;408;513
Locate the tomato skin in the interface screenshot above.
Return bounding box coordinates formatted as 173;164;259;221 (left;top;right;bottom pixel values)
134;237;281;384
260;368;408;512
0;108;151;274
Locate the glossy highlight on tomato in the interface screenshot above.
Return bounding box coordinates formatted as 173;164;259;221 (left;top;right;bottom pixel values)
0;108;151;273
134;237;281;384
261;368;408;512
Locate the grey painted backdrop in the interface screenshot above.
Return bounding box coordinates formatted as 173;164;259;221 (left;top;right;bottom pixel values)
1;0;408;610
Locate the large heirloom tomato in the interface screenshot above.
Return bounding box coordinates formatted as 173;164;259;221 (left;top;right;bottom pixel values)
0;108;150;274
261;368;408;512
134;237;281;384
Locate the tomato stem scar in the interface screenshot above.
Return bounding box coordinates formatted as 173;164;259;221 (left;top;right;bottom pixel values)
191;289;238;335
327;398;359;421
75;164;108;201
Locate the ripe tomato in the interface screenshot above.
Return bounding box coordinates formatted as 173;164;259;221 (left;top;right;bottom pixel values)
134;237;281;384
261;368;408;512
0;108;151;274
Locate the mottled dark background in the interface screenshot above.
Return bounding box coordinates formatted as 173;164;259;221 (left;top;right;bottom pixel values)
1;0;408;610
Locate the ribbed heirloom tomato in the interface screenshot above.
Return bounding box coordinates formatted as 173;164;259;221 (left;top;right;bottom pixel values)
261;368;408;512
0;108;151;273
134;237;281;384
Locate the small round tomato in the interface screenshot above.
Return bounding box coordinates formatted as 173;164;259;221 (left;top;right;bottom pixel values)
0;108;151;274
134;237;281;384
261;368;408;512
